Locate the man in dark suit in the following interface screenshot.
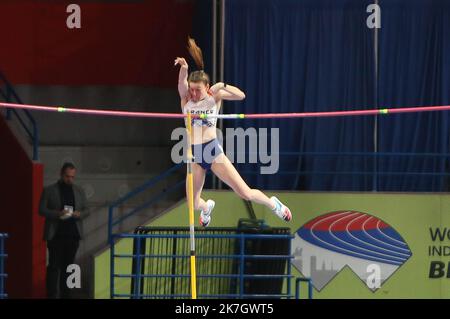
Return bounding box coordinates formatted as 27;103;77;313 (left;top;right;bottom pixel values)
39;162;90;299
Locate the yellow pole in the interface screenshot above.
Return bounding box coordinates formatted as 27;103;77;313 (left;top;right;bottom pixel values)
186;112;197;299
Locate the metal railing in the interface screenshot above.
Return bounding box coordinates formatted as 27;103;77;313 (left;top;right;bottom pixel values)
236;151;450;191
0;71;39;160
295;277;313;300
107;163;185;244
0;233;8;299
110;227;298;299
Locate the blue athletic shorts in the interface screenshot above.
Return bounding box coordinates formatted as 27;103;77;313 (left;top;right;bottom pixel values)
191;138;224;170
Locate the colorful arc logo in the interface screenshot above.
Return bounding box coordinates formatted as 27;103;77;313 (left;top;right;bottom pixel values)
292;211;412;292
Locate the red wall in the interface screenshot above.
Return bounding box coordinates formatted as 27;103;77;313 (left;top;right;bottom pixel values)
0;116;45;298
0;1;194;87
31;164;45;298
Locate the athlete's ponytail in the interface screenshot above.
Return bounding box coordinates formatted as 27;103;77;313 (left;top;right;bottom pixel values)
187;37;210;85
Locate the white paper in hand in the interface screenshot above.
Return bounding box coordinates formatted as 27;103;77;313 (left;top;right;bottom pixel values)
60;205;74;220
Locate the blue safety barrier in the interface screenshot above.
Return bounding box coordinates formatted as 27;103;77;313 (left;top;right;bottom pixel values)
0;233;8;299
109;226;310;299
295;277;313;300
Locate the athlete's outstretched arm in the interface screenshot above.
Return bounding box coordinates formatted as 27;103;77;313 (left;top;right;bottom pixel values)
175;57;189;99
211;82;246;101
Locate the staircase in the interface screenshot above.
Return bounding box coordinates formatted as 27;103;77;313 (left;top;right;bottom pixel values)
1;72;186;298
40;146;184;298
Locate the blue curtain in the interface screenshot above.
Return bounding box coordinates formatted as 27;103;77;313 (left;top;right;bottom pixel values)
224;0;376;190
192;0;213;75
377;0;450;191
222;0;450;192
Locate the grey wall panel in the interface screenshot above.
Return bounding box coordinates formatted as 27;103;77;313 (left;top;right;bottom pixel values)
14;85;184;146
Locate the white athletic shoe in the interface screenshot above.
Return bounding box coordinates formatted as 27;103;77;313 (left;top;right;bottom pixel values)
199;199;215;227
270;196;292;222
